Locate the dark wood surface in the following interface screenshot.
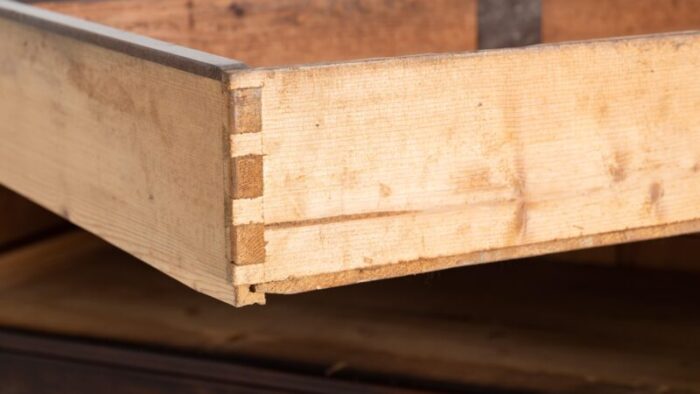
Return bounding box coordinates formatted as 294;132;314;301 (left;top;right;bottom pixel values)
0;329;428;394
1;230;700;393
478;0;541;49
0;186;67;253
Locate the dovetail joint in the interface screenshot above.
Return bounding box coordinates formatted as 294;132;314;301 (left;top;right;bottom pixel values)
230;86;265;265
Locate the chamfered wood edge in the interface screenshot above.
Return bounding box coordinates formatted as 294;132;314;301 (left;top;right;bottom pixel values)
252;219;700;294
0;0;246;79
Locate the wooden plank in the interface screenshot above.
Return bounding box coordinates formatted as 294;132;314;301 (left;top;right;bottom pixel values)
0;2;255;305
226;32;700;293
34;0;478;67
542;0;700;43
2;232;700;393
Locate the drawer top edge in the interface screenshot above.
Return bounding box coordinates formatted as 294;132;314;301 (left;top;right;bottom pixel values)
0;0;247;79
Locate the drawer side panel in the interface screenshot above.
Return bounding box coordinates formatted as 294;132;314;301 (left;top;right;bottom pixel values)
0;17;235;303
229;33;700;287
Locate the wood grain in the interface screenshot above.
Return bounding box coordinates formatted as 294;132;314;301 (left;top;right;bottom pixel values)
0;14;239;304
34;0;477;66
543;0;700;43
228;32;700;289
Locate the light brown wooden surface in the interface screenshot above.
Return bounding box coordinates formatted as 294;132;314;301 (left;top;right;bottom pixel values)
2;231;700;393
542;0;700;43
34;0;477;67
228;33;700;294
0;12;240;303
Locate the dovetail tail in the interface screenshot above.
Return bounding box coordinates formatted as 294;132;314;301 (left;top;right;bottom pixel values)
231;223;266;265
231;87;262;134
232;154;263;199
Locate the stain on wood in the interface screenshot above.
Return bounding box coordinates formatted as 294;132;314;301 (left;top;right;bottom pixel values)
229;33;700;291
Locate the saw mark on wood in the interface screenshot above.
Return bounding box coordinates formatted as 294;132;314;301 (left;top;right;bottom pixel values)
266;210;418;230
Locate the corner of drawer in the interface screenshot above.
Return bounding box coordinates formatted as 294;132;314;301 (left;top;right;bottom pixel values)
224;68;268;91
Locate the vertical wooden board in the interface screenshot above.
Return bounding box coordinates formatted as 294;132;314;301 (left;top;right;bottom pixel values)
229;33;700;286
35;0;478;66
542;0;700;43
0;16;235;302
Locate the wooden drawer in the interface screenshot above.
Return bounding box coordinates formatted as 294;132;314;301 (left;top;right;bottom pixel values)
1;0;699;306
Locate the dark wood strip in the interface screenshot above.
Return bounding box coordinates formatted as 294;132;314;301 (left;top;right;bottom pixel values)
478;0;541;49
0;0;245;79
0;329;424;394
265;210;418;230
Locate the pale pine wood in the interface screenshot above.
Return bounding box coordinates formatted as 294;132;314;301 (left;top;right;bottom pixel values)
542;0;700;43
228;33;700;293
0;9;254;305
3;232;700;393
539;0;700;273
34;0;477;66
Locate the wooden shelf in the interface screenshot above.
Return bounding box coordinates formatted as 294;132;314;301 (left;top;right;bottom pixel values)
1;230;700;393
